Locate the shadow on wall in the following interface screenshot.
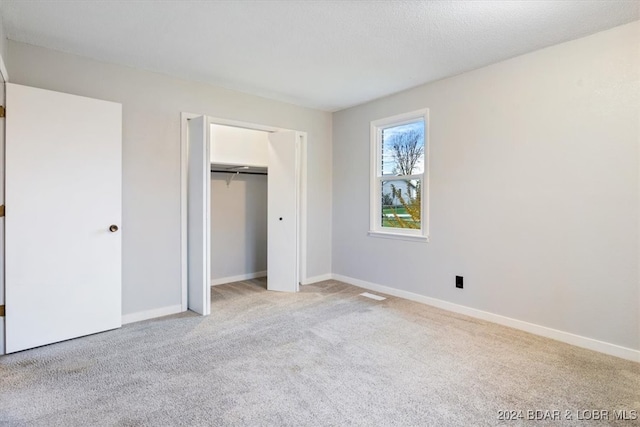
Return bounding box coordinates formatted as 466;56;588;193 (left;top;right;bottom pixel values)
211;172;267;281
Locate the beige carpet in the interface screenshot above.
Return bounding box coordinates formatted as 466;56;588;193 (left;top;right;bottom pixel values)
1;279;638;426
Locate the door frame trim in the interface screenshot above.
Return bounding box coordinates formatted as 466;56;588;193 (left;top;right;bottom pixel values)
180;112;308;312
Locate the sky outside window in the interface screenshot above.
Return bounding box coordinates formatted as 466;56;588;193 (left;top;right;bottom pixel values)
381;120;425;176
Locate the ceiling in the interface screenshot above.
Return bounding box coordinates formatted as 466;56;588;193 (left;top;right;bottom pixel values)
0;1;638;112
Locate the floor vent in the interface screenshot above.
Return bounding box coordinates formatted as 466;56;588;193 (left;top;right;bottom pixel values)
360;292;386;301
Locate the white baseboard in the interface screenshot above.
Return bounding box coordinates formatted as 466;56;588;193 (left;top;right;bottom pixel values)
332;274;640;363
301;273;333;285
121;304;183;325
211;271;267;287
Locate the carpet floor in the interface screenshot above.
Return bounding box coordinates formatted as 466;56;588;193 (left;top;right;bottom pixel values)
0;279;638;426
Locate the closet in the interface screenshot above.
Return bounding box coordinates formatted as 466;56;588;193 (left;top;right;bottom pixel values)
185;114;304;314
209;124;269;287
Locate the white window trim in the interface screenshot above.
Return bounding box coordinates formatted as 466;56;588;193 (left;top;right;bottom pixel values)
369;108;430;242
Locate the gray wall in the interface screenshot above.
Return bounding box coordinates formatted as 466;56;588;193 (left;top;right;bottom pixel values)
332;22;640;350
211;173;267;281
6;40;332;316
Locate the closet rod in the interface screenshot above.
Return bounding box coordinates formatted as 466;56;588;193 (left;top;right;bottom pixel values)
210;169;268;176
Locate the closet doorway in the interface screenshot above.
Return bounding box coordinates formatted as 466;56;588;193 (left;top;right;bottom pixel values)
209;124;269;289
180;113;307;315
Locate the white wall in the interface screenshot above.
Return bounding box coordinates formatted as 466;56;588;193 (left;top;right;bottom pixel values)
6;40;332;317
211;173;267;283
333;22;640;352
0;15;7;73
210;124;268;167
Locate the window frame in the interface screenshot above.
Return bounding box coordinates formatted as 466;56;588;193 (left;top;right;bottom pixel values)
369;108;430;242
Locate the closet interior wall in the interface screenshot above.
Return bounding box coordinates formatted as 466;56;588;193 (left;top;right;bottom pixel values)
210;124;269;286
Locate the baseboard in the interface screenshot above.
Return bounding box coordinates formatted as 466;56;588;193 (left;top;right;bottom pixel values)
121;304;183;325
301;273;333;285
211;271;267;287
332;274;640;363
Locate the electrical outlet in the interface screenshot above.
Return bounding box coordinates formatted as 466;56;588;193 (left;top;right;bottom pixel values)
456;276;463;289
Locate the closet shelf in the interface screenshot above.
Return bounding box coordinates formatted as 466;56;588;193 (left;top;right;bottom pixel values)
210;163;267;176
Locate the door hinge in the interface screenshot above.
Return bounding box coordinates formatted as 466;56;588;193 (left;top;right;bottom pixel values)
0;305;4;317
0;106;5;118
0;205;4;217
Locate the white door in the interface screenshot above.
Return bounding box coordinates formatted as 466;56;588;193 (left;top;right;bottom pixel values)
267;131;300;292
0;77;6;355
5;83;122;353
187;116;211;315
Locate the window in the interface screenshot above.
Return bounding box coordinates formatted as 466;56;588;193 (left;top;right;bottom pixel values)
369;109;429;242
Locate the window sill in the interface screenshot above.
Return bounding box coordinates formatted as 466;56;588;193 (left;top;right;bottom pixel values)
368;230;430;243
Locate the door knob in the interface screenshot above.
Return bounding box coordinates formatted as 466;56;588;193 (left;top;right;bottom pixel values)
109;225;119;232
